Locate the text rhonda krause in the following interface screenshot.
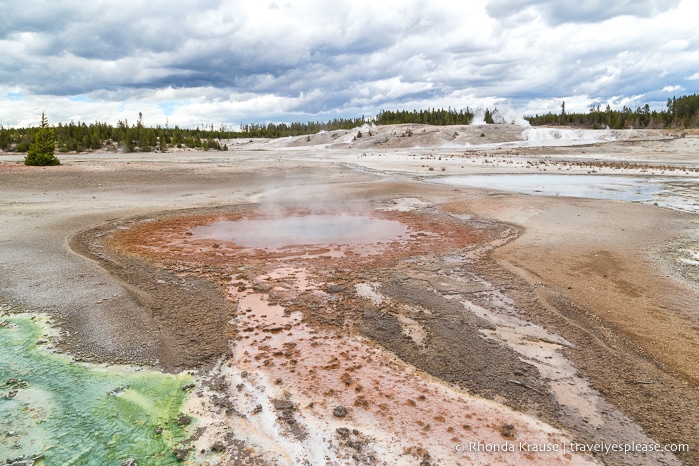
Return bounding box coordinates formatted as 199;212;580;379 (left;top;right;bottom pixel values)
456;441;689;455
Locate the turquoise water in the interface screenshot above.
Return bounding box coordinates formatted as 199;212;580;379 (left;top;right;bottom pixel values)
0;313;192;465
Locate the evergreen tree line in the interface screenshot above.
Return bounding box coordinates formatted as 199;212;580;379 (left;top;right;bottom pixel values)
375;107;476;125
525;94;699;129
0;117;236;154
240;117;368;138
0;115;371;153
2;95;698;154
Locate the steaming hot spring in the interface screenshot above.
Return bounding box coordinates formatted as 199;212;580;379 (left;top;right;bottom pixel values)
107;205;600;465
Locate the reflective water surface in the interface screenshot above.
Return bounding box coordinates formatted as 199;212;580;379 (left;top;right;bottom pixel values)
191;214;410;248
431;174;699;213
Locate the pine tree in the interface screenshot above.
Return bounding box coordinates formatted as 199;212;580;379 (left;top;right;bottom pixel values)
24;113;60;166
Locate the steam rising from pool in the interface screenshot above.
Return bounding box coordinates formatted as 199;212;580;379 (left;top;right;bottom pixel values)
190;214;410;248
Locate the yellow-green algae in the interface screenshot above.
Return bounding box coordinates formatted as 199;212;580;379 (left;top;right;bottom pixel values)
1;313;193;465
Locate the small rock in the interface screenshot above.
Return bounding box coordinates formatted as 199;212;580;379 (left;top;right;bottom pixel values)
336;427;350;438
501;423;515;437
174;448;189;461
333;406;348;418
122;458;137;466
210;441;226;452
177;413;192;426
181;383;195;392
273;399;295;412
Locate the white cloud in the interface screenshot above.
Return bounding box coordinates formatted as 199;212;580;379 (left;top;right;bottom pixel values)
486;0;681;25
663;85;684;92
1;0;698;127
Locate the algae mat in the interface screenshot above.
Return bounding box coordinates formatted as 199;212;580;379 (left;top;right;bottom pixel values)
1;313;192;465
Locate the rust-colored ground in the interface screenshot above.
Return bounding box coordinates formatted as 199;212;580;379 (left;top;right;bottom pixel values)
96;199;696;465
105;206;600;464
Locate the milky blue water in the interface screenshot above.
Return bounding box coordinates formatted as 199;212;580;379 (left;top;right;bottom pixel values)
430;175;699;212
191;214;409;248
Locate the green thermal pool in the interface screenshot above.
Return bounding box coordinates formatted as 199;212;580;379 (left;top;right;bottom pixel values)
1;313;193;465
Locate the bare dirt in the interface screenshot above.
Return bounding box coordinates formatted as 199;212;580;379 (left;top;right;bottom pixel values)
2;124;698;464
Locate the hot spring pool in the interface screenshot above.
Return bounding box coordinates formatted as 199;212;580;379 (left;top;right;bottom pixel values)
190;214;410;248
0;312;192;465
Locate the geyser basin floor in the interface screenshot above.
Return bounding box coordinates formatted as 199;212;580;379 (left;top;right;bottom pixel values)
107;206;685;465
3;126;697;465
0;311;192;466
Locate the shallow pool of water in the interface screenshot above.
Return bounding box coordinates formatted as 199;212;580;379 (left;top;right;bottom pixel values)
191;214;410;248
431;175;699;212
0;313;192;465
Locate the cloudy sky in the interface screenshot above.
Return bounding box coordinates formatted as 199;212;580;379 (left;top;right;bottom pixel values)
1;0;697;128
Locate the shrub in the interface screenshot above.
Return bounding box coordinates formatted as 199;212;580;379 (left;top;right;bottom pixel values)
14;141;30;152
